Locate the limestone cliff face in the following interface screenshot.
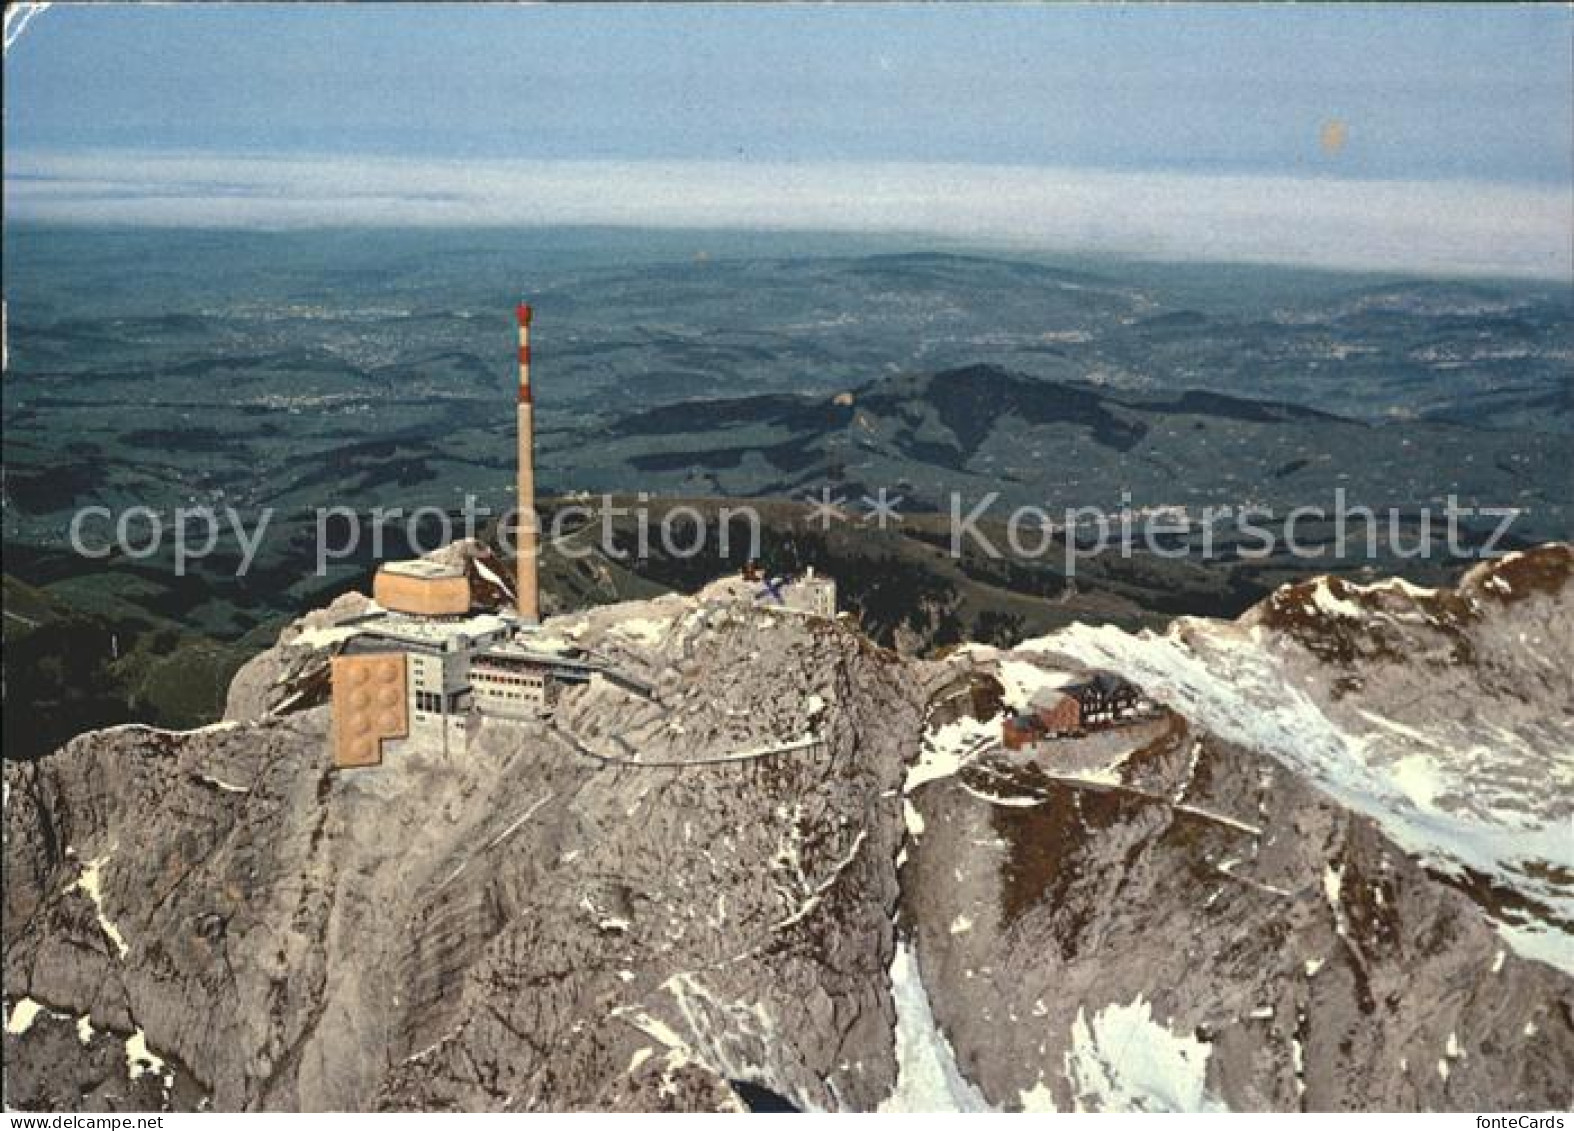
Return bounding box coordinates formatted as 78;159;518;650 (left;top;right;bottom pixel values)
4;548;1572;1112
902;719;1571;1111
5;594;939;1111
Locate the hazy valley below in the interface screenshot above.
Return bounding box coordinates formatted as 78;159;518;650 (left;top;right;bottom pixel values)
2;226;1570;752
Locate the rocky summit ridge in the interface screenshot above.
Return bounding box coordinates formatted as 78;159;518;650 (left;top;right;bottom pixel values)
4;544;1571;1111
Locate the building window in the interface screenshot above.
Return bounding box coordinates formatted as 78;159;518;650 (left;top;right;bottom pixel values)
414;691;447;714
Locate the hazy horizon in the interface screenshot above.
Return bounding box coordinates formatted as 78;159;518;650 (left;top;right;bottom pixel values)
5;4;1572;279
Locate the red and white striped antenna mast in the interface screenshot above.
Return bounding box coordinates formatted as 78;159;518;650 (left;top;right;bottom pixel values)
514;302;540;624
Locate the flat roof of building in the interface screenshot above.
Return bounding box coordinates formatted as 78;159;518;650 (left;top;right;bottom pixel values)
478;640;594;667
354;610;512;648
379;559;465;580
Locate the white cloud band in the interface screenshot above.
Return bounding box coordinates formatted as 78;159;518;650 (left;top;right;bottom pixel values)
6;150;1570;279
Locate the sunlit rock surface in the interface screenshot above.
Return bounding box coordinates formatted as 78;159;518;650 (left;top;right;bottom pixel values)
5;546;1571;1111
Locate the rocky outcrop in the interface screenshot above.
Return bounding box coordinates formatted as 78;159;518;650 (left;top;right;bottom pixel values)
1028;544;1574;966
6;595;940;1111
902;718;1572;1111
5;547;1572;1111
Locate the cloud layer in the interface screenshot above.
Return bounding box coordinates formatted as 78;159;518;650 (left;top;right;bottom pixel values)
6;150;1570;280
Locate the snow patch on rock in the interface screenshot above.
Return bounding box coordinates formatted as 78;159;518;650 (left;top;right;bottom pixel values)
996;659;1075;711
64;852;129;959
1309;580;1367;620
1063;996;1224;1112
196;773;250;794
290;623;364;651
5;997;45;1035
907;715;996;794
125;1028;167;1080
879;942;991;1112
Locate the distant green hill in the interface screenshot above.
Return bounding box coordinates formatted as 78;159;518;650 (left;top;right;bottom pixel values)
1;574;259;761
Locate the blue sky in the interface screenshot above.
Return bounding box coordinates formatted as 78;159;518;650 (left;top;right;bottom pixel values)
5;3;1572;276
9;3;1571;179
